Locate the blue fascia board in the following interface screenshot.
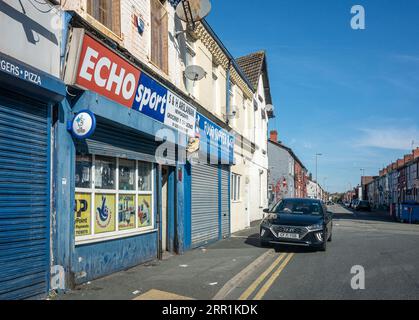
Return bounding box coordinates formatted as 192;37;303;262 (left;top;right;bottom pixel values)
0;51;66;102
71;91;188;148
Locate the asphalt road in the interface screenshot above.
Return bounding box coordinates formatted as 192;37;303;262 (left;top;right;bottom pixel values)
58;205;419;300
255;205;419;300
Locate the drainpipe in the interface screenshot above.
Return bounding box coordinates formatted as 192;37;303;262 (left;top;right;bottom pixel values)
226;59;232;125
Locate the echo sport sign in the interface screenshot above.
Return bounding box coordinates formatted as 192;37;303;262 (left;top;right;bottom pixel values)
72;33;196;137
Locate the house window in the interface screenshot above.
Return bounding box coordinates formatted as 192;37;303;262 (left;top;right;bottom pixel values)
150;0;168;73
75;154;155;244
87;0;121;36
231;173;241;201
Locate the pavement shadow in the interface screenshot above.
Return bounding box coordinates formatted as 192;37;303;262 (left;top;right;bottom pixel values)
244;233;318;253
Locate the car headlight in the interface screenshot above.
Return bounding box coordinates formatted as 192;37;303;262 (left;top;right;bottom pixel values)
307;223;324;231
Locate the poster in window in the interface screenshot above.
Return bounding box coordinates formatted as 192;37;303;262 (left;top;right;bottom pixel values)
118;195;136;230
138;195;153;228
95;194;116;234
75;193;91;237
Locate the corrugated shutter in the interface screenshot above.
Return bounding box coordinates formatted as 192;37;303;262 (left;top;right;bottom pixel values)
191;163;219;247
0;90;49;300
76;119;178;163
220;165;230;238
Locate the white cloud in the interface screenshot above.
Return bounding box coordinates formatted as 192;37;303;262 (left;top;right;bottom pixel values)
357;127;419;150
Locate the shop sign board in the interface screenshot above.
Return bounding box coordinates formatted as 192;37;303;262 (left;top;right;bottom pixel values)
197;113;235;162
65;29;196;137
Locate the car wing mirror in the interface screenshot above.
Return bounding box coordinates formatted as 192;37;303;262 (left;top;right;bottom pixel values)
263;208;270;214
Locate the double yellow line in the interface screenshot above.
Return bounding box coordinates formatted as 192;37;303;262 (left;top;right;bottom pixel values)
239;252;294;300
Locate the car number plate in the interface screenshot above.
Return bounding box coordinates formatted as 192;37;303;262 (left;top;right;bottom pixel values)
278;233;300;239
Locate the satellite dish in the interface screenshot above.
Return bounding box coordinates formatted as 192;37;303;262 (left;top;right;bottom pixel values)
176;0;212;24
266;104;274;113
185;65;207;81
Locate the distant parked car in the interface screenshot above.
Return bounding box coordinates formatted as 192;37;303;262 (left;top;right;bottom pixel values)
354;200;372;212
350;199;360;209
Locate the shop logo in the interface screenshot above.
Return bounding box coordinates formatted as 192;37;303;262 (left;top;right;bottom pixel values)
76;35;141;107
132;73;167;123
97;196;112;228
71;110;96;139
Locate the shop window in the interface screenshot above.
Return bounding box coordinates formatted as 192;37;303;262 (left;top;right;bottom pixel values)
76;155;92;189
87;0;121;36
94;156;116;190
151;0;168;73
75;154;155;244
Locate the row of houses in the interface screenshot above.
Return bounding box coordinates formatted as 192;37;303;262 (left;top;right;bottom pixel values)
361;148;419;210
267;131;327;205
0;0;275;299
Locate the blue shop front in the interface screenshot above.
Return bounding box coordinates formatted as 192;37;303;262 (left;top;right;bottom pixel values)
0;52;65;299
56;27;234;287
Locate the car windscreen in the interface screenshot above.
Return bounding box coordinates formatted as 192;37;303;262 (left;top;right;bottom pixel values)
271;200;323;216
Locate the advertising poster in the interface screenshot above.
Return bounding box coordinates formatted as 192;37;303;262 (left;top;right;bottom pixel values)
75;193;91;237
118;194;136;230
138;195;153;228
95;194;116;234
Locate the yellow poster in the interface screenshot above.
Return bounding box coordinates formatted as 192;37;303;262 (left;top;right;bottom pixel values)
118;195;135;230
138;195;153;228
95;194;116;234
75;193;91;237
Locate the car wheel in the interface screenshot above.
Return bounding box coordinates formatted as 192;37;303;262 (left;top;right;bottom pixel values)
319;240;327;251
328;232;332;242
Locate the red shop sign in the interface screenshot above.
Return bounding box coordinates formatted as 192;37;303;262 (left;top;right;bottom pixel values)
75;35;141;108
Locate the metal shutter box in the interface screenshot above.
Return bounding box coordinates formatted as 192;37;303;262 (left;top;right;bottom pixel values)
76;118;178;163
191;163;219;247
220;165;230;238
0;90;50;300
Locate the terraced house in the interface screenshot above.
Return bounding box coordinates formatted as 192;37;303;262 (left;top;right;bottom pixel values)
0;0;276;299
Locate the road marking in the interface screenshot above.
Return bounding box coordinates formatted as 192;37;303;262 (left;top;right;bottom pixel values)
239;253;287;300
133;289;194;300
253;253;295;300
213;249;275;300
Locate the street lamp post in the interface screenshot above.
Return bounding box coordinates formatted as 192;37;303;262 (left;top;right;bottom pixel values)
315;153;322;199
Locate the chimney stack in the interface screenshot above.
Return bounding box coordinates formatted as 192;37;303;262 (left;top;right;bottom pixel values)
270;130;278;142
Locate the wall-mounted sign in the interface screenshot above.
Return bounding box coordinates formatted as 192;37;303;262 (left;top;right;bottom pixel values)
64;29;196;137
70;110;96;139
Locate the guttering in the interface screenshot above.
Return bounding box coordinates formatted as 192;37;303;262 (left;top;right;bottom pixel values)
226;59;231;125
200;19;255;92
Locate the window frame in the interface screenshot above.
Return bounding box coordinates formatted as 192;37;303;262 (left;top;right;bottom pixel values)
86;0;122;38
75;155;156;246
150;0;169;74
231;173;241;202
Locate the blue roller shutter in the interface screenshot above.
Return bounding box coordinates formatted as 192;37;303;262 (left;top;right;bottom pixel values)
0;89;50;300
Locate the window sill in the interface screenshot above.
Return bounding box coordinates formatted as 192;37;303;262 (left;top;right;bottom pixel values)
85;14;123;44
75;228;158;246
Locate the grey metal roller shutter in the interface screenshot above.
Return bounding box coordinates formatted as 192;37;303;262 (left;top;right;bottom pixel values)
0;90;50;300
220;165;230;238
191;163;219;247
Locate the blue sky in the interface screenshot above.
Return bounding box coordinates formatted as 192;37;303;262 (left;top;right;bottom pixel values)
207;0;419;192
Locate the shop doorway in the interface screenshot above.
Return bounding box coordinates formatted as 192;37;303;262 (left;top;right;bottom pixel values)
161;166;169;254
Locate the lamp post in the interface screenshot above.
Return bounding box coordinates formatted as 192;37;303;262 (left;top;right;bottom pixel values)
315;153;322;199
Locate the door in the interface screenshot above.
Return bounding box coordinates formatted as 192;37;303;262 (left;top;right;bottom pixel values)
191;163;219;247
0;90;50;299
220;165;230;238
161;166;169;253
